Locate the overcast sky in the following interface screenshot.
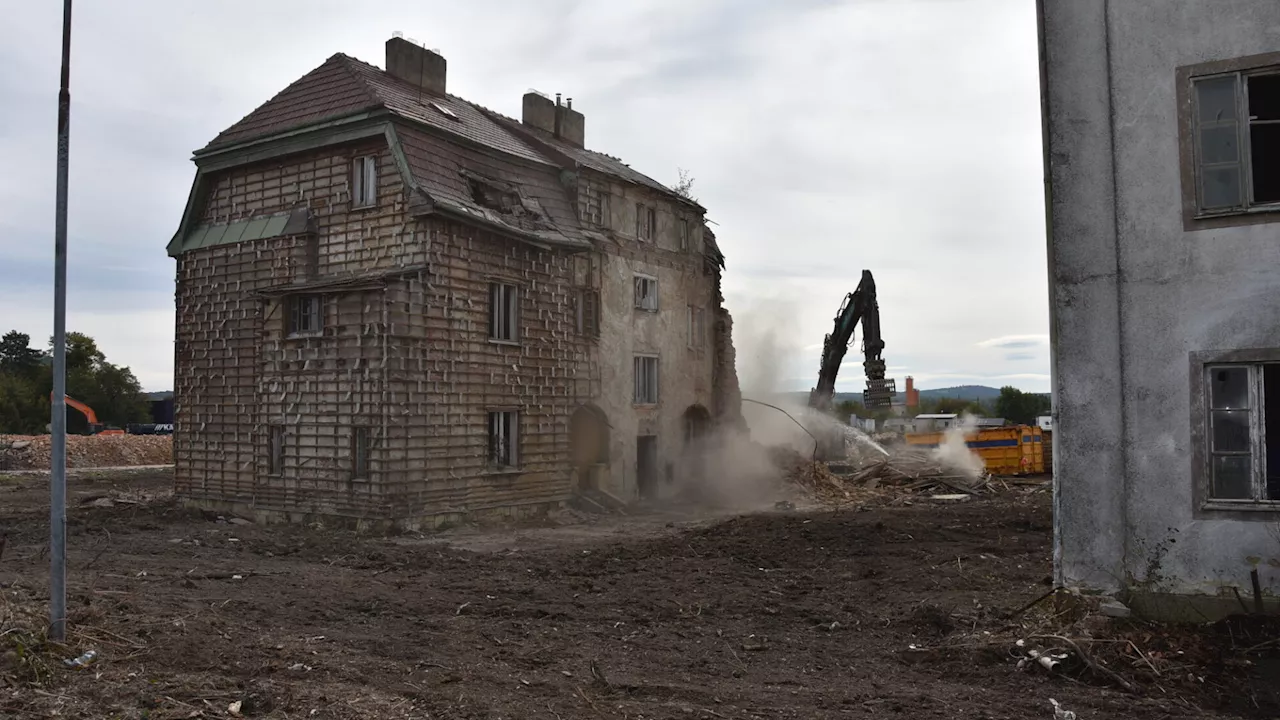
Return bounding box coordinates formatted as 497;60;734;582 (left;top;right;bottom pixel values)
0;0;1047;395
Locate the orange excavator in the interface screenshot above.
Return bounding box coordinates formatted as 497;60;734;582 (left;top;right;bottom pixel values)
52;394;125;436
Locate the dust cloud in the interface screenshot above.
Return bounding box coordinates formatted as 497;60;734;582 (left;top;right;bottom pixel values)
930;413;985;478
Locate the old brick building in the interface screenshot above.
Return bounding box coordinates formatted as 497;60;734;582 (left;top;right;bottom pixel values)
167;37;740;527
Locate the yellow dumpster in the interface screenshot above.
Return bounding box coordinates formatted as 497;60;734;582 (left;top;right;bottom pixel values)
903;425;1045;476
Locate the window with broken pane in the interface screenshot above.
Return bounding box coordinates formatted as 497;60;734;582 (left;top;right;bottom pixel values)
634;275;658;312
488;410;519;468
1191;69;1280;213
1204;363;1280;503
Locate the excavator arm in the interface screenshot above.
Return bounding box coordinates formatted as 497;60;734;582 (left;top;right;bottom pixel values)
807;270;895;412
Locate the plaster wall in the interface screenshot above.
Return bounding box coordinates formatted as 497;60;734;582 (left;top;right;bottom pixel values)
1043;0;1280;600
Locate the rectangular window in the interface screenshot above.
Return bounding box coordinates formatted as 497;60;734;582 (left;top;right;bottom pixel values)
268;425;284;476
489;282;519;342
488;410;519;468
287;295;323;337
351;426;371;479
577;289;600;337
1204;363;1280;504
679;218;690;252
1190;70;1280;214
635;203;656;241
580;181;610;227
634;355;659;404
633;275;658;312
352;155;378;208
687;306;706;349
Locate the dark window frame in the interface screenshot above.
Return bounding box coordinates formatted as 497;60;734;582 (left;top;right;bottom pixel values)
487;409;520;469
351;426;371;480
352;155;379;209
634;355;660;405
1178;51;1280;231
286;294;324;338
577;288;600;337
267;424;285;477
489;281;521;343
1189;348;1280;519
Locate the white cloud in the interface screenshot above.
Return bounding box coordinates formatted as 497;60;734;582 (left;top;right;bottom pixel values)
0;0;1049;394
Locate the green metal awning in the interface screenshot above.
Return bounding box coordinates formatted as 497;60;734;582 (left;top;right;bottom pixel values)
168;206;311;256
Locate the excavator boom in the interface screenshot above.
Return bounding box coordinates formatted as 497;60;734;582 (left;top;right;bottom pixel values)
807;270;895;412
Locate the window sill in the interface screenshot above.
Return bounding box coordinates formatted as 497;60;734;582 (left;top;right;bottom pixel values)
488;338;520;347
351;202;378;211
286;332;323;340
633;402;659;408
1195;203;1280;220
1198;500;1280;519
483;467;523;476
634;307;659;313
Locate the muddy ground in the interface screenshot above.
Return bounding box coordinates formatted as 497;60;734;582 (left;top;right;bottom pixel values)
0;470;1276;719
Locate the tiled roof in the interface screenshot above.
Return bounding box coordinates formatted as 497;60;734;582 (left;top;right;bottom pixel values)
205;54;382;149
204;54;550;167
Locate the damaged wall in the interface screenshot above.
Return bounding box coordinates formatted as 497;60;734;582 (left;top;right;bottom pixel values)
588;173;718;501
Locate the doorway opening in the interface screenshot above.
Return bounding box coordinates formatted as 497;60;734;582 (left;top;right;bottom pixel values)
637;435;658;498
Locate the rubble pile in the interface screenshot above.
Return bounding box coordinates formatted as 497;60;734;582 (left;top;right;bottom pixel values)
767;447;855;503
843;448;991;494
0;434;173;471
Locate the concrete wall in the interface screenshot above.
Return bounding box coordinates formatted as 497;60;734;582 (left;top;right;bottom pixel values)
1042;0;1280;604
588;173;716;500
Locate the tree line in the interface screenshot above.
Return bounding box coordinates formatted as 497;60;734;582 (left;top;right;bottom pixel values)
835;386;1052;427
0;330;150;435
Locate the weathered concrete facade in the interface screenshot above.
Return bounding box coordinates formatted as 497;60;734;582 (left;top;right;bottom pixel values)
1041;0;1280;614
169;38;738;526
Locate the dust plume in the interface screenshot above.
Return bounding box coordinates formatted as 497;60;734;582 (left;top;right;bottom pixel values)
929;413;984;478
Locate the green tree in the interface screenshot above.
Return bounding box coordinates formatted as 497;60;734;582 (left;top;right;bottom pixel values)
0;331;44;376
994;386;1052;425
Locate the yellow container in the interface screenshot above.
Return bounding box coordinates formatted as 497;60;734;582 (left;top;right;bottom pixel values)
903;425;1045;476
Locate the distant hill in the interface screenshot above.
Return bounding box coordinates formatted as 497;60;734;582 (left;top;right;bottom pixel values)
769;385;1049;406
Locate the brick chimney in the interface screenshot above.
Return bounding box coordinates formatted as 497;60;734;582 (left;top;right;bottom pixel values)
521;91;585;147
905;376;919;408
386;37;446;96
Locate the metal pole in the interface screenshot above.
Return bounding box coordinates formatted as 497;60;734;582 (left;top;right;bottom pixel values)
50;0;73;642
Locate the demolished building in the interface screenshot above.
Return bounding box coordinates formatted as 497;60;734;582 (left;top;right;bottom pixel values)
167;37;743;527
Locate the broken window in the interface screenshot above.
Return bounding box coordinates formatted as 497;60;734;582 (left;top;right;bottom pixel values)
488;410;519;468
634;275;658;312
635;202;656;241
580;181;610;227
489;282;520;342
577;289;600;337
678;218;690;252
634;355;660;405
352;155;378;208
1204;363;1280;503
268;425;284;476
351;426;371;479
687;306;706;349
1191;70;1280;213
287;295;323;337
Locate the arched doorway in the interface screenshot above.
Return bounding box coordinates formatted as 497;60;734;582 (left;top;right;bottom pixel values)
683;405;711;447
569;405;610;491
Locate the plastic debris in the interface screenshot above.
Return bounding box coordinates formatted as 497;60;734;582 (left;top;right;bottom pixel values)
63;649;98;668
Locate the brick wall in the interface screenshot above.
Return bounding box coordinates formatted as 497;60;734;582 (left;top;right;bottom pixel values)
175;139;595;524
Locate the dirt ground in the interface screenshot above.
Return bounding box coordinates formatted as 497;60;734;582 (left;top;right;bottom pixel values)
0;469;1276;719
